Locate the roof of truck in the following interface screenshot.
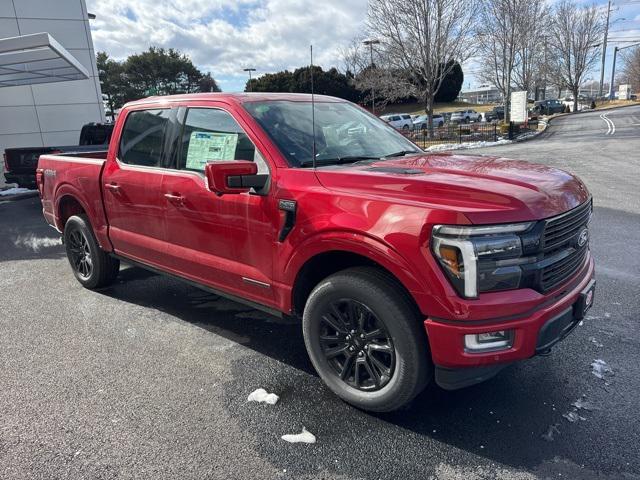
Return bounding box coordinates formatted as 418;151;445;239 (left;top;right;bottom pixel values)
125;92;344;108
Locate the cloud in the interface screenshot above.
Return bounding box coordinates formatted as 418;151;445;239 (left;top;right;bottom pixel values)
86;0;368;91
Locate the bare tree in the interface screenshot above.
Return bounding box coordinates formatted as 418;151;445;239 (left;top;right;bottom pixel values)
548;1;604;113
621;47;640;93
512;1;551;96
478;0;549;122
366;0;478;132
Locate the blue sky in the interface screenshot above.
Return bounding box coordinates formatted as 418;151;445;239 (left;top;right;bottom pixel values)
86;0;640;93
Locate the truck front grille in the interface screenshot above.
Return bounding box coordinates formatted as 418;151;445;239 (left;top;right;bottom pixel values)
538;200;592;291
541;246;588;292
542;200;592;252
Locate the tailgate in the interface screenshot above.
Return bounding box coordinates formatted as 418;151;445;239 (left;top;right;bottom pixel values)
5;147;59;173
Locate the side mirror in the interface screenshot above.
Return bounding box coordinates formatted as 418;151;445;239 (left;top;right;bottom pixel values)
204;160;265;195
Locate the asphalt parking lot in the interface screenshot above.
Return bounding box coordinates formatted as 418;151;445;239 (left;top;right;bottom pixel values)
1;106;639;479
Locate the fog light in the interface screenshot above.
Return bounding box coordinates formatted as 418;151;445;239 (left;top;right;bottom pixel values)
464;330;513;351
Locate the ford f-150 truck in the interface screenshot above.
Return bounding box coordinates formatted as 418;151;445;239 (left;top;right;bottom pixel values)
37;93;595;412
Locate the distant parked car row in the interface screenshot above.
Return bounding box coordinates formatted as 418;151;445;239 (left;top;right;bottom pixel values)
380;109;483;130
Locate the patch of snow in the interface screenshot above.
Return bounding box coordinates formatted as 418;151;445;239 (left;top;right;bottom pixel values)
0;187;35;196
541;424;560;442
13;235;61;252
425;139;512;152
562;411;586;423
572;397;597;411
247;388;279;405
591;359;613;380
589;337;603;348
281;427;316;444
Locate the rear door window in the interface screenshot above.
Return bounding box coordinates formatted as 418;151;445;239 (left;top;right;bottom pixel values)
119;109;172;167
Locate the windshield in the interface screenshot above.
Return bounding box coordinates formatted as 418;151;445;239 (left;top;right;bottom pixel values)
243;100;422;167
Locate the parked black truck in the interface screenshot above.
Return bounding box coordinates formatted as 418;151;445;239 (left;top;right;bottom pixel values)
3;123;113;189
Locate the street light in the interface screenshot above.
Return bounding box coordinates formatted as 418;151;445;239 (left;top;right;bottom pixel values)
362;39;380;115
609;42;640;100
243;68;256;92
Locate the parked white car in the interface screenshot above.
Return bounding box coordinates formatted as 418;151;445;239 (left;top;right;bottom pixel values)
412;114;445;129
450;109;482;123
380;113;413;130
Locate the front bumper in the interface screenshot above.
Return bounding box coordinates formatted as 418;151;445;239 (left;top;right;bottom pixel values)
425;255;595;389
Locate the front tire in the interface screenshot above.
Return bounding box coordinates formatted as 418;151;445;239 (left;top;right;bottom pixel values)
64;214;119;289
302;267;431;412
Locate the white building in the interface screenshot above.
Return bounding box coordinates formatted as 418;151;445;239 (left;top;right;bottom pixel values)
459;85;502;104
0;0;105;158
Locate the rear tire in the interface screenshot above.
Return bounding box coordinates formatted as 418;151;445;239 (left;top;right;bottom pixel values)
64;214;119;289
302;267;431;412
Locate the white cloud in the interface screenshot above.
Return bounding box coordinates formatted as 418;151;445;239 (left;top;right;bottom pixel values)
86;0;368;91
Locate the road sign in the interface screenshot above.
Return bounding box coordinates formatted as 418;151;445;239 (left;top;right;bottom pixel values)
510;91;528;123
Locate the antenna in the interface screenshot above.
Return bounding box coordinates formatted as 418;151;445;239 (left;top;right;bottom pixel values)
310;45;317;169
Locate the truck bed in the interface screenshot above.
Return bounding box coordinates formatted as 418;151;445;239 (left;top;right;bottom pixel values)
37;152;111;249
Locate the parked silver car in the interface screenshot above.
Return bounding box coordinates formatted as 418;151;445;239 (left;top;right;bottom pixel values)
412;114;445;129
450;109;482;123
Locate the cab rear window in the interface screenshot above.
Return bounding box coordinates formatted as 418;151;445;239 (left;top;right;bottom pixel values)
119;109;171;167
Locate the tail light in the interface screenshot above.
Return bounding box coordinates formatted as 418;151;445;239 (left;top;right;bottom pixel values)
3;152;9;172
36;168;44;196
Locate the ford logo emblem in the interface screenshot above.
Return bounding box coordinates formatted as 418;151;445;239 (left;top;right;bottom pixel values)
577;228;589;247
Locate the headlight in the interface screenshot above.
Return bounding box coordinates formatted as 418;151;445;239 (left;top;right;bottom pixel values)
431;222;534;299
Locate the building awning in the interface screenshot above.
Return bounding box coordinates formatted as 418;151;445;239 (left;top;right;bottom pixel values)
0;32;90;88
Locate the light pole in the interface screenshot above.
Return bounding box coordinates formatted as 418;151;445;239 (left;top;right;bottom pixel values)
362;39;380;115
243;68;256;92
598;0;612;98
609;42;640;100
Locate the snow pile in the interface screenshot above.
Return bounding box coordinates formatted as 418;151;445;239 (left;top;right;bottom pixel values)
0;187;35;196
591;359;614;380
425;139;512;152
247;388;279;405
13;235;61;252
281;427;316;444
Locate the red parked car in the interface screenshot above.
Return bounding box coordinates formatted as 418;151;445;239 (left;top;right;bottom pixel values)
37;93;595;412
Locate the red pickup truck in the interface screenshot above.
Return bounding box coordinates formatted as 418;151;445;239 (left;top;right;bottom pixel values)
37;93;595;412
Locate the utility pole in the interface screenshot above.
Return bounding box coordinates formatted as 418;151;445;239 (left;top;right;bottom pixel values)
243;68;256;92
609;42;640;100
362;39;380;115
598;0;612;98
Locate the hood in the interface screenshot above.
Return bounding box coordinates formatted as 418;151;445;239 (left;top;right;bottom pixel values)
314;153;590;224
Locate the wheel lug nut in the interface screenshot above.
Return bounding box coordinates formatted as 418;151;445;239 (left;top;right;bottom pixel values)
349;346;355;352
358;351;364;357
360;334;365;339
346;335;351;340
350;330;356;334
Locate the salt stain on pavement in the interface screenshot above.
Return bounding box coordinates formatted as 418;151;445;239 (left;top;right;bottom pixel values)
281;427;316;444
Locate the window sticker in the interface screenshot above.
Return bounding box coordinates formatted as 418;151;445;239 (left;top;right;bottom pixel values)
185;131;238;170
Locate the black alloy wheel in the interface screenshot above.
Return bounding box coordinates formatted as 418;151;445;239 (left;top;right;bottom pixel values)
67;229;93;280
319;299;395;391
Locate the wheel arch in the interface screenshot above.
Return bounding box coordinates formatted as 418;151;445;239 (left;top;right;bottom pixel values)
288;243;425;319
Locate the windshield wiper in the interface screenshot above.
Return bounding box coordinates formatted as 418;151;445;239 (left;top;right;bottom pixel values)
299;155;381;168
382;150;420;158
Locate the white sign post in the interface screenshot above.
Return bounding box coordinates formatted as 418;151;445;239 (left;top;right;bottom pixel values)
510;91;528;123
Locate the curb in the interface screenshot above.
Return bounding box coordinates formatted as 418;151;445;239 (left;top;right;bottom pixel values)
0;190;39;201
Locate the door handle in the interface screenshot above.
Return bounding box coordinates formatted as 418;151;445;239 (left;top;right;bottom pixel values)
104;183;120;193
164;193;185;205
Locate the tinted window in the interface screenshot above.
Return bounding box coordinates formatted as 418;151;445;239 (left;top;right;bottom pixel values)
390;116;400;121
401;115;411;119
119;109;171;167
177;108;267;173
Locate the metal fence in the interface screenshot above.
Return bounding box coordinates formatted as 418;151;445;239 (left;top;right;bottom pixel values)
400;123;499;149
398;120;540;149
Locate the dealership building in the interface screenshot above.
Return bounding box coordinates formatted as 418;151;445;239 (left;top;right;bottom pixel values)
0;0;105;164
